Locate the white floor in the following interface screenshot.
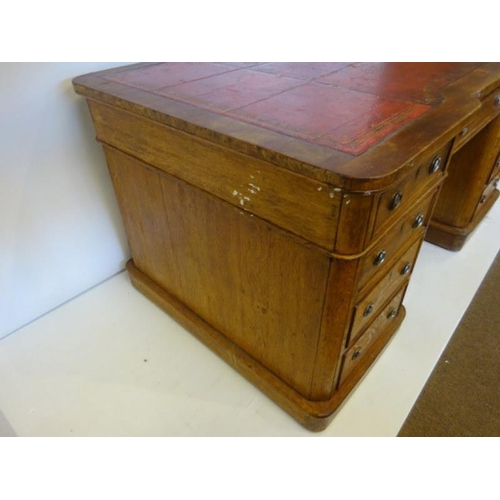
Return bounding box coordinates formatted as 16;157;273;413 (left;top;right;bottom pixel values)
1;202;499;437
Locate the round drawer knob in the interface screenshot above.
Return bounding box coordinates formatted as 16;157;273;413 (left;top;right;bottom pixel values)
494;179;499;189
390;191;403;210
495;95;500;107
429;156;442;174
480;195;487;204
460;126;469;136
374;250;387;266
387;308;397;320
352;347;362;361
413;214;425;228
401;262;412;275
363;303;374;317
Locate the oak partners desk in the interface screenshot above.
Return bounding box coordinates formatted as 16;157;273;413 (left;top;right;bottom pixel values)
73;63;500;431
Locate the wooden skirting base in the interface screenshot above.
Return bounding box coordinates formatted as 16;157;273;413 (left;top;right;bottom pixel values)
426;189;499;251
126;259;406;432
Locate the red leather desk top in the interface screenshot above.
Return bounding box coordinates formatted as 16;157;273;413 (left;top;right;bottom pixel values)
101;62;481;155
74;62;500;188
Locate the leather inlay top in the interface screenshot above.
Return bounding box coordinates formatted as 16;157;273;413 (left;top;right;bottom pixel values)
102;62;482;155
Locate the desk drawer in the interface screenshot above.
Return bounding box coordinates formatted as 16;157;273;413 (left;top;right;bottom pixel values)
358;188;437;291
474;175;500;218
453;89;500;152
371;141;451;239
339;285;407;387
348;239;420;347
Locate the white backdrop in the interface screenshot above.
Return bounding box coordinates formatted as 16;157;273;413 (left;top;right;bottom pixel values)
0;63;132;338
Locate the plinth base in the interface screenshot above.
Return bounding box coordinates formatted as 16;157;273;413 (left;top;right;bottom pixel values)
126;260;406;432
426;190;499;251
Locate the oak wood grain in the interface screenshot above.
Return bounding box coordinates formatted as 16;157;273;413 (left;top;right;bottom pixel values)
349;242;420;347
106;147;331;397
72;63;500;430
339;285;408;386
426;189;500;251
127;258;406;431
431;114;500;229
92;100;341;250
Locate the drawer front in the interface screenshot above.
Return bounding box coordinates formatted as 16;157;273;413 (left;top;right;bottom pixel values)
474;175;500;218
358;188;437;291
339;286;407;386
453;89;500;152
348;238;421;347
372;141;451;238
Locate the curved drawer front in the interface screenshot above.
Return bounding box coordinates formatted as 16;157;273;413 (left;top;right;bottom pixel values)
357;188;437;292
339;285;407;387
371;141;451;240
348;239;421;347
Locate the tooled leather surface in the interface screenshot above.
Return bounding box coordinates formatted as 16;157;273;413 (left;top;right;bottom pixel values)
103;62;483;155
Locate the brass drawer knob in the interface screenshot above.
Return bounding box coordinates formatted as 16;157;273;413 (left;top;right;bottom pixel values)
387;308;397;319
352;347;362;360
374;250;387;266
413;214;425;228
390;191;403;210
495;95;500;107
460;126;469;136
401;262;412;275
429;156;442;174
363;303;374;317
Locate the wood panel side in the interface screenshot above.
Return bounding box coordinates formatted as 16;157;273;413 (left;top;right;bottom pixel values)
105;146;330;397
89;100;341;250
334;192;375;254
